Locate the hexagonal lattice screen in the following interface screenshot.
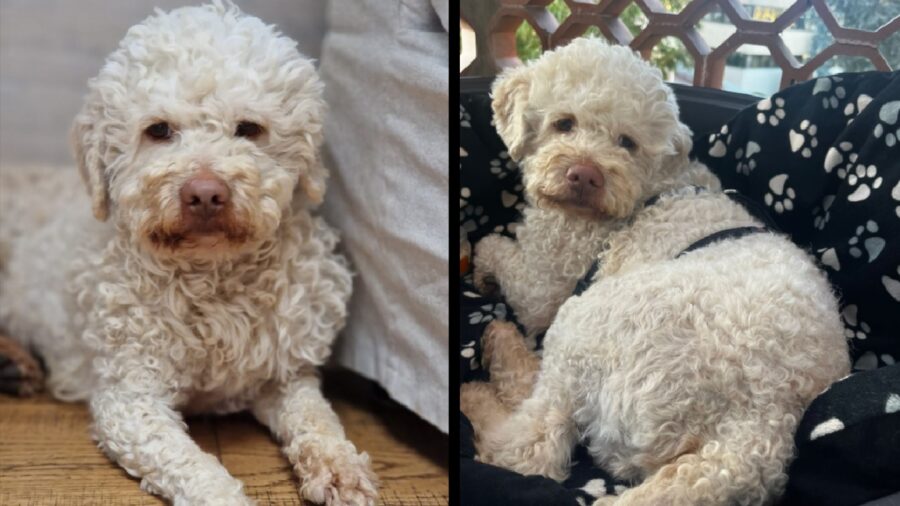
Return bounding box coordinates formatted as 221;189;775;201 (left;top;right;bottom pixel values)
460;0;900;96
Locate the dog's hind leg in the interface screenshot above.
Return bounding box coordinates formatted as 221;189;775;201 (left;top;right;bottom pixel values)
592;418;793;506
460;381;509;442
461;321;539;457
477;370;578;482
481;320;539;408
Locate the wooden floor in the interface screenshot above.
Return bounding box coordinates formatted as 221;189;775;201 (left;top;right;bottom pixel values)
0;367;448;505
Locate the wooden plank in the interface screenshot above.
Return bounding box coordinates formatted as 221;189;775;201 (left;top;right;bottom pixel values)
0;368;448;505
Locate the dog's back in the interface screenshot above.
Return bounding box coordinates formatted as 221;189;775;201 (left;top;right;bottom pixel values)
0;166;107;399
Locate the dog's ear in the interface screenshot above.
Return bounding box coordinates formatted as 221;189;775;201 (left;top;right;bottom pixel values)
665;122;693;169
491;66;532;161
71;103;110;222
298;152;328;206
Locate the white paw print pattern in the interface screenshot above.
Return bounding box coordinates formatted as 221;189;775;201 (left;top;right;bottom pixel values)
817;247;840;271
843;94;873;124
493;222;519;235
493;184;525;234
764;174;795;214
707;124;732;158
489;151;517;179
809;417;845;440
460;186;471;208
812;76;846;110
734;141;761;175
812;194;836;230
460;340;479;370
500;183;526;211
892;180;900;218
842;305;871;341
873;100;900;147
789;120;818;158
468;302;507;325
854;351;879;371
756;96;786;126
823;141;856;174
580;479;608;498
460;104;472;128
883;265;900;302
848;220;885;263
838;163;883;203
855;352;898;371
461;203;489;233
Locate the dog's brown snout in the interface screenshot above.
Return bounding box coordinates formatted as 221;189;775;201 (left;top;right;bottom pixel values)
180;172;230;217
566;164;604;189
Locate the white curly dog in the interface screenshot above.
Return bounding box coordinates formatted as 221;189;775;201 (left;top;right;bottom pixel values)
463;38;850;505
0;3;377;505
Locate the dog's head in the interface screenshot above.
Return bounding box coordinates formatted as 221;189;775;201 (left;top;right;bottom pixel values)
71;1;325;260
491;37;693;220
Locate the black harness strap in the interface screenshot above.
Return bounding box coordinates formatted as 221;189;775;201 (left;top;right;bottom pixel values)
572;260;601;297
675;226;768;258
571;188;775;297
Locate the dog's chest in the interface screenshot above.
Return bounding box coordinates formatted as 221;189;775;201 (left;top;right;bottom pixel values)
72;216;350;402
172;275;312;390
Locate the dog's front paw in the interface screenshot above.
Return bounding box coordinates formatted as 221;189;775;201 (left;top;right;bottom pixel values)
172;487;255;506
473;234;513;297
294;438;378;506
473;268;500;297
167;471;255;506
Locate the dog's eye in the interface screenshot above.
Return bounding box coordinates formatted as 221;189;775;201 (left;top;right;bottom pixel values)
145;122;172;141
553;118;575;133
235;121;264;139
618;135;637;151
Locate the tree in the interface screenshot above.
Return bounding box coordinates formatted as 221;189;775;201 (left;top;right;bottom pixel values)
516;0;692;78
808;0;899;75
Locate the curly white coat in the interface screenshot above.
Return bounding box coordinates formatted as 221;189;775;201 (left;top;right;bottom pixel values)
0;3;376;505
472;38;850;505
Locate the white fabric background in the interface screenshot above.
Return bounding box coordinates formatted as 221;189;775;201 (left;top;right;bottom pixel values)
319;0;449;433
0;0;449;433
0;0;326;166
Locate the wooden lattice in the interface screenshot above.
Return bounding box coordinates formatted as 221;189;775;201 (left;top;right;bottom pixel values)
460;0;900;90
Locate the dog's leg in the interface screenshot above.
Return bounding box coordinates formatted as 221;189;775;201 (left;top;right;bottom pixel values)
481;320;539;408
252;375;378;506
0;333;43;396
461;321;539;451
460;381;509;442
477;374;577;482
91;385;252;506
472;234;518;296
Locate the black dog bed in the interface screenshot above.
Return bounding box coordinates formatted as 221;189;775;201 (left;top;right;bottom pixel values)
459;71;900;506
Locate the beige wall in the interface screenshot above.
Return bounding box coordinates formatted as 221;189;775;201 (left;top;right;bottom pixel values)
0;0;326;166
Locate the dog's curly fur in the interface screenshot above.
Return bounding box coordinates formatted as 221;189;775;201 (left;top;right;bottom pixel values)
473;39;719;340
464;38;850;505
0;3;377;505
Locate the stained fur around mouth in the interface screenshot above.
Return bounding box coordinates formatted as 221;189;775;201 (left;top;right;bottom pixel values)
536;189;606;219
148;213;254;251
